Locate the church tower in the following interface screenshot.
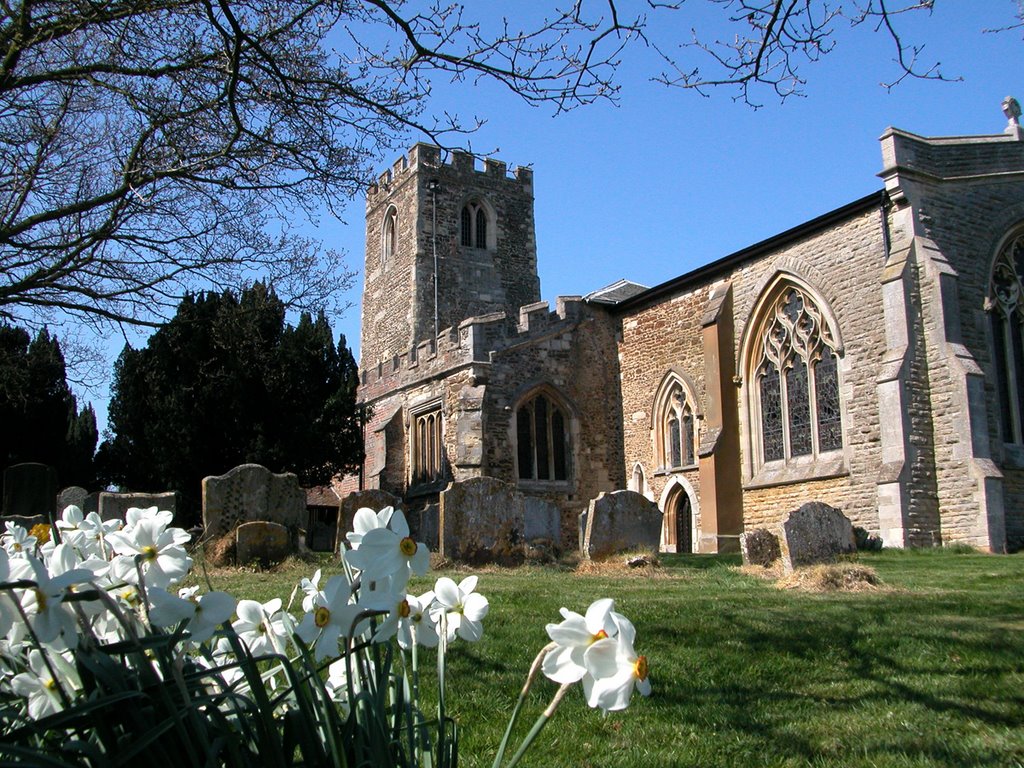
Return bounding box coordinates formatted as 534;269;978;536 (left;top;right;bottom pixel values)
360;143;540;369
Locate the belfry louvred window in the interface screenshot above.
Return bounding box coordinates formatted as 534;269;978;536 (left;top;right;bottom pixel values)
989;230;1024;444
754;286;843;464
460;201;488;248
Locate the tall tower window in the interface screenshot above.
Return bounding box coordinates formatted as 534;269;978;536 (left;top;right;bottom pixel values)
748;283;844;468
411;405;444;486
460;201;489;249
989;229;1024;444
381;206;398;269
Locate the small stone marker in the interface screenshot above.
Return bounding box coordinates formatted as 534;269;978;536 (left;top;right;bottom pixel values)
235;521;291;566
740;528;782;567
779;501;856;573
57;486;89;514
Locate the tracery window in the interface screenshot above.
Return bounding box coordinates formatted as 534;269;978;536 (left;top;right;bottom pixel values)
752;285;843;465
654;375;697;471
411;407;444;485
989;230;1024;444
381;206;397;267
516;391;569;482
460;201;488;249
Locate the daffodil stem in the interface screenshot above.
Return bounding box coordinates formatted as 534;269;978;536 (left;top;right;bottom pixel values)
502;682;573;768
491;642;557;768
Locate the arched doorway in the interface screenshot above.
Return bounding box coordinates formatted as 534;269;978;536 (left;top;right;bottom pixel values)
661;483;693;553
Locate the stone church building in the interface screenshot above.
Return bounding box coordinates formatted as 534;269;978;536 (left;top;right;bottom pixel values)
349;107;1024;554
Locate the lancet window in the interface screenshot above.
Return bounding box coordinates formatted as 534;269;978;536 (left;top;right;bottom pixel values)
381;206;397;268
752;285;843;465
989;231;1024;444
411;407;444;485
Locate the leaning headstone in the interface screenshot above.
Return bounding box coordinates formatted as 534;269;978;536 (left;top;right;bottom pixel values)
236;521;291;567
57;486;89;514
582;490;661;560
202;464;306;539
439;477;524;565
410;502;440;553
98;492;179;523
779;501;856;573
336;489;404;554
3;463;58;520
740;528;782;567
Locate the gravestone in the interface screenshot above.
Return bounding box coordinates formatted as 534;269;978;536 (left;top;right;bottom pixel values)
98;492;179;523
779;501;856;573
411;502;440;553
2;463;58;519
236;521;291;566
1;514;48;536
524;496;561;543
336;489;404;554
439;477;524;565
83;492;101;515
740;528;782;567
57;486;89;514
202;464;306;539
582;490;661;560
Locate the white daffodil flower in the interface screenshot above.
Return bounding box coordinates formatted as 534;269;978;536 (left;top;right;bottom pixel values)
2;522;36;557
433;575;489;643
294;575;360;661
105;510;191;589
542;597;618;684
344;509;428;591
233;598;292;657
346;506;394;550
10;648;80;719
581;612;651;713
397;590;438;650
19;553;92;650
299;568;322;612
149;586;235;644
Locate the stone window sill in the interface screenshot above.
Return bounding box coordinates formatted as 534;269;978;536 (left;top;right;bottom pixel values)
744;453;848;490
517;479;572;493
654;464;698;476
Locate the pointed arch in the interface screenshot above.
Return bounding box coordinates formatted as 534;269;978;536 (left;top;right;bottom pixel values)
651;369;701;472
380;205;398;269
511;383;575;487
740;273;845;476
659;476;698;553
629;462;652;500
459;197;496;250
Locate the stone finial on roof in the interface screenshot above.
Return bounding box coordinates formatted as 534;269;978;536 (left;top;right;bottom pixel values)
1002;96;1022;139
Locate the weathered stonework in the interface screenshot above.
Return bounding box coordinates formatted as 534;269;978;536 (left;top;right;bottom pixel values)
582;490;662;560
236;521;291;567
202;464;306;539
350;120;1024;558
439;477;524;564
778;501;857;572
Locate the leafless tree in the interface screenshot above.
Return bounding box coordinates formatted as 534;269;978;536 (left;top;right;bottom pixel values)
0;0;987;334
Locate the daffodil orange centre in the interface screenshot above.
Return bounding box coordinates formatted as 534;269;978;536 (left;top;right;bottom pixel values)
34;588;48;612
593;629;609;641
314;606;331;628
634;655;649;681
399;537;417;557
141;545;158;561
398;599;411;618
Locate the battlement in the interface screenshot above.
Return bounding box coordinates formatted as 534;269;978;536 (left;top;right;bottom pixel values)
359;295;587;400
366;143;533;204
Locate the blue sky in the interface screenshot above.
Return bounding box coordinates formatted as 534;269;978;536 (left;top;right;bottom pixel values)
89;2;1024;435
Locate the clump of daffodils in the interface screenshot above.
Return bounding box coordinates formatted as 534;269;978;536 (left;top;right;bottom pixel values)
0;505;648;767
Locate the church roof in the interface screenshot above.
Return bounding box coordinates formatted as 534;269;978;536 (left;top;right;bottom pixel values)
584;279;650;305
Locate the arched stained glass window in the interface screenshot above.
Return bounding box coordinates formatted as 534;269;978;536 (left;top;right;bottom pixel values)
753;284;844;465
655;377;697;471
989;230;1024;444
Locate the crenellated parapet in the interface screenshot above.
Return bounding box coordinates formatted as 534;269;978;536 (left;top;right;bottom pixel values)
366;143;533;206
358;295;587;402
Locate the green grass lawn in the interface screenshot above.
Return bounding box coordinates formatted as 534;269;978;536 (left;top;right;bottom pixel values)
200;550;1024;768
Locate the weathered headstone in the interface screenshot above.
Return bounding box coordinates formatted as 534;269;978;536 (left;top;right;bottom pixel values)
439;477;524;565
236;521;291;566
740;528;782;567
83;492;101;515
57;486;89;514
99;492;179;523
582;490;661;560
2;463;58;520
336;489;404;554
1;514;47;535
779;501;856;573
202;464;306;539
524;496;561;543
